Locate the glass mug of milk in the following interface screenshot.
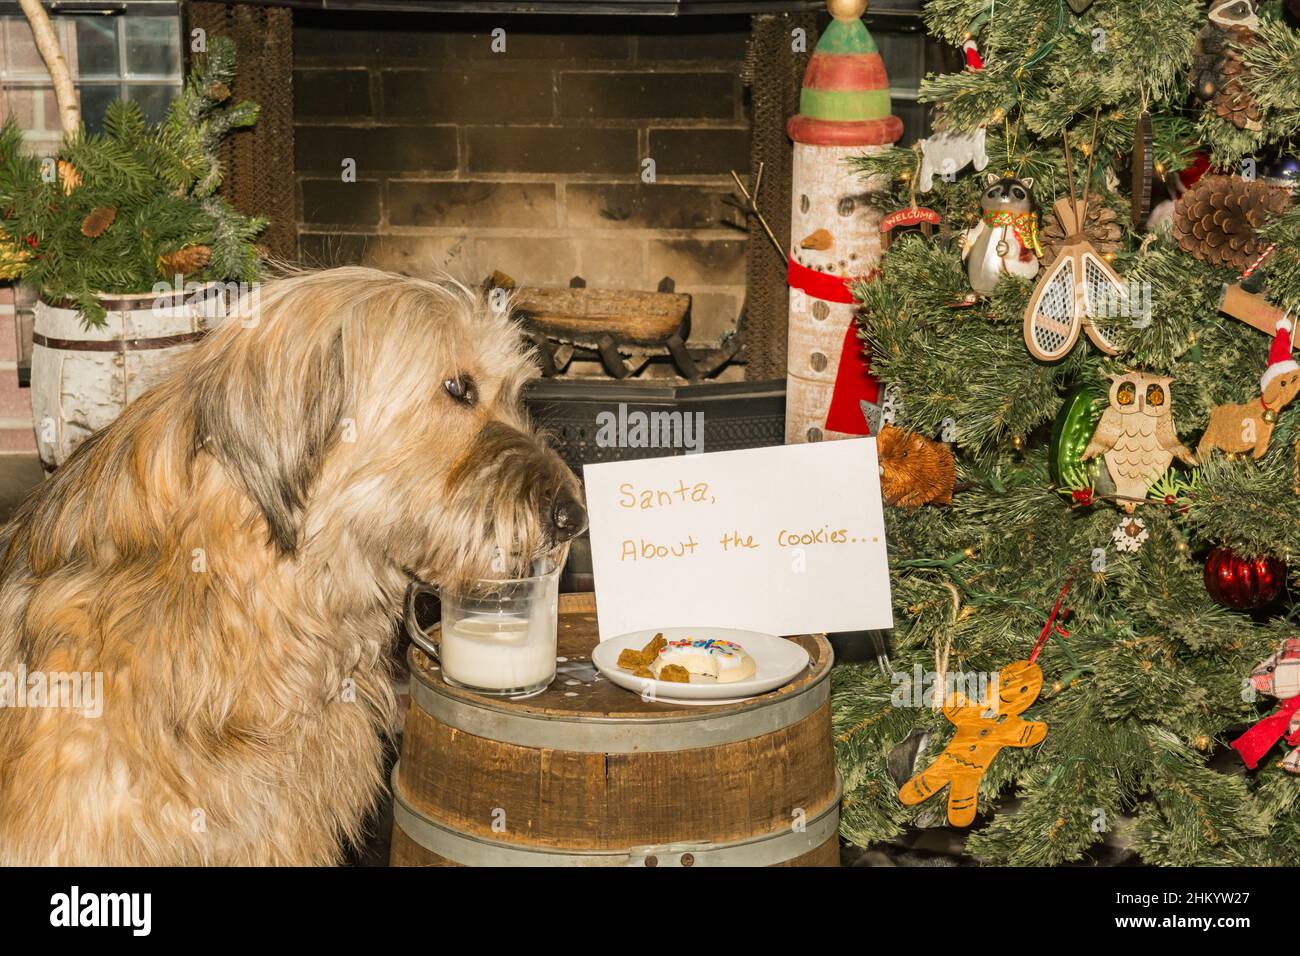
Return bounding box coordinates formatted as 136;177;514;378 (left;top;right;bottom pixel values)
404;556;560;697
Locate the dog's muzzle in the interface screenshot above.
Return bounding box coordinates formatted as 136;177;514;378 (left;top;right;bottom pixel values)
548;487;587;542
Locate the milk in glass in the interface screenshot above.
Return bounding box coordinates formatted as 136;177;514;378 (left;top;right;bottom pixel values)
439;613;556;692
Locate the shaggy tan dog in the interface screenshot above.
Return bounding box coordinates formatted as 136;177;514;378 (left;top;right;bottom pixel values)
0;267;585;865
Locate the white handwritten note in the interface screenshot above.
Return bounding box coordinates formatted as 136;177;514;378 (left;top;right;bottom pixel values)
583;439;893;639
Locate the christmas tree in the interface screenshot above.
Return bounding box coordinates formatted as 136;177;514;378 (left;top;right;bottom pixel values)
833;0;1300;865
0;36;264;326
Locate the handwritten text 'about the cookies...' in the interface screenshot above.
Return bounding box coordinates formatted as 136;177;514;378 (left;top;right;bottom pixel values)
616;480;879;561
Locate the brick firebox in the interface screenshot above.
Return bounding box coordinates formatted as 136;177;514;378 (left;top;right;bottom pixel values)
293;11;754;369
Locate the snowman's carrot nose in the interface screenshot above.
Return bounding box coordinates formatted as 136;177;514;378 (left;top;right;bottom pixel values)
800;228;833;250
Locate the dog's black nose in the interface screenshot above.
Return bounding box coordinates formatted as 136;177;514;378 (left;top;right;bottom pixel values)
549;488;587;541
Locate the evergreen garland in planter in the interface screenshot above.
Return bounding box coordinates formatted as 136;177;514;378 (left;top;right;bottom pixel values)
0;36;265;327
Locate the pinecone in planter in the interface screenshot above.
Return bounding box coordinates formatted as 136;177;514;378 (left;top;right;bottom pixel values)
1040;194;1123;262
79;206;116;238
157;244;212;278
56;160;80;195
1172;175;1290;272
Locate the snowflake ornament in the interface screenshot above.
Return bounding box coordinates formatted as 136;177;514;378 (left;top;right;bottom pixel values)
1112;516;1149;553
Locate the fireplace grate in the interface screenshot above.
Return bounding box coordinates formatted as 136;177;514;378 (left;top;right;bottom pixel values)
525;378;785;474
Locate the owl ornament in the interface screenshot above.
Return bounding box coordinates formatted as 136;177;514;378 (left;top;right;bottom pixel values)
1081;373;1198;513
1231;638;1300;774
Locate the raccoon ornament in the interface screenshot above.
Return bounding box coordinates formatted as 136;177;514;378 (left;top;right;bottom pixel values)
961;174;1043;295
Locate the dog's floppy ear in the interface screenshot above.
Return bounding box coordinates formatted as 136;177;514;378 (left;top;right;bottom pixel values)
192;328;347;555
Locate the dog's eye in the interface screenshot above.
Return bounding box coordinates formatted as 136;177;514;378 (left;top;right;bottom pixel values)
443;376;477;406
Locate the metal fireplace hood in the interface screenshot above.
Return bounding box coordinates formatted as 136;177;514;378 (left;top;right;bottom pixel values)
229;0;821;14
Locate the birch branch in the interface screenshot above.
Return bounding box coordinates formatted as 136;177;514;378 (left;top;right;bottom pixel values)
16;0;79;135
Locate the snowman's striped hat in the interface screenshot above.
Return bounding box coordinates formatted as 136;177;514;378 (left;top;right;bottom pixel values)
787;1;903;148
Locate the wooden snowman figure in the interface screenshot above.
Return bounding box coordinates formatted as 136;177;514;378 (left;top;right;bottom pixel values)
785;0;902;444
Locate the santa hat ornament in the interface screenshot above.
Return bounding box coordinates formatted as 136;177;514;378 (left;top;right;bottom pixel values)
785;0;902;443
1262;317;1298;392
962;36;984;70
1177;152;1211;193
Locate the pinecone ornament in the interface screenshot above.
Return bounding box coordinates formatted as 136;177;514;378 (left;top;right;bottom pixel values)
1190;2;1264;131
1172;175;1290;272
1212;40;1264;131
158;244;212;277
1040;194;1122;262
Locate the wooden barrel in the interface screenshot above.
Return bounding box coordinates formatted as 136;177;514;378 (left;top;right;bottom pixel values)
392;592;839;867
30;285;225;469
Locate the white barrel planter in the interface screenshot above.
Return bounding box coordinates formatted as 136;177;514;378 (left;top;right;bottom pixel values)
31;284;226;470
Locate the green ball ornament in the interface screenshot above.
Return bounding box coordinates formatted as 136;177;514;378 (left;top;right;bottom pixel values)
1050;384;1111;493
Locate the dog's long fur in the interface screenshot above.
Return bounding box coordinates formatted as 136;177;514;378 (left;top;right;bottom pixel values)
0;268;581;864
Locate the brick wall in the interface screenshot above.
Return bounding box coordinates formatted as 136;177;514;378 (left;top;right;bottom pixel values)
293;12;752;359
0;15;79;454
0;287;32;453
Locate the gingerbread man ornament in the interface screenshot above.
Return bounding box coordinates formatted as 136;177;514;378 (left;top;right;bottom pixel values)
898;659;1048;827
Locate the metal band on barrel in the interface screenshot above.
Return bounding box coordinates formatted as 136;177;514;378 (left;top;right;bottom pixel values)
392;765;841;868
32;330;208;353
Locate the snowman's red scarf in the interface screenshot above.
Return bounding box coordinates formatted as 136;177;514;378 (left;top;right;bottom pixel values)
787;257;877;304
1231;695;1300;770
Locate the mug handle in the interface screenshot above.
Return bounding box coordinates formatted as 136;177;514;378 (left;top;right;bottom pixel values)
403;582;441;662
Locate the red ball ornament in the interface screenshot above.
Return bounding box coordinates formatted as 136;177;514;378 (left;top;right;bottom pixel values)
1203;547;1286;611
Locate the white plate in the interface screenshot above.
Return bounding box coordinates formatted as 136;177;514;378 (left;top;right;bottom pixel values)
592;626;811;704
